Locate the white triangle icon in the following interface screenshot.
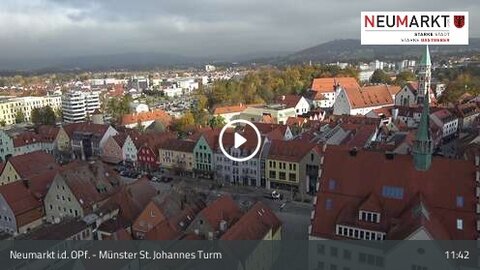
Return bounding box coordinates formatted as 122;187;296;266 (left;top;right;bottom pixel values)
234;133;247;148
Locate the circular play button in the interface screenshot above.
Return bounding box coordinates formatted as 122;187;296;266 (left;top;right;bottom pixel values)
218;119;262;162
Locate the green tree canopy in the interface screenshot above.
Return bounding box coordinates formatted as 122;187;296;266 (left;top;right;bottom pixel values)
395;70;416;86
15;110;25;124
31;106;56;126
370;69;392;84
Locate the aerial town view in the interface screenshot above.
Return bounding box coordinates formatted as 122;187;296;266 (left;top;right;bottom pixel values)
0;1;479;270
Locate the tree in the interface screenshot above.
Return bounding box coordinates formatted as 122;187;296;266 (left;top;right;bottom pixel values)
15;110;25;124
106;95;132;123
171;111;195;134
31;106;57;126
370;69;392;84
395;70;416;86
43;106;56;125
31;108;42;126
0;120;5;127
208;115;226;129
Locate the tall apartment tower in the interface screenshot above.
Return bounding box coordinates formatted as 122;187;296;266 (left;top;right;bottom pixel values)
62;91;100;123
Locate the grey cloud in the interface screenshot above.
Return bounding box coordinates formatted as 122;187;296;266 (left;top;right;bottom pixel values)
0;0;478;60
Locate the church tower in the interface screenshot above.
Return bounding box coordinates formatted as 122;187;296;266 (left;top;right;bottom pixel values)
413;70;433;171
416;45;431;104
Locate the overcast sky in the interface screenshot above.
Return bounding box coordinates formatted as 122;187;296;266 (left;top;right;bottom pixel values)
0;0;478;60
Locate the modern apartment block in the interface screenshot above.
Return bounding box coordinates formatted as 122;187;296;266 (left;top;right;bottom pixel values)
0;95;62;126
62;90;101;123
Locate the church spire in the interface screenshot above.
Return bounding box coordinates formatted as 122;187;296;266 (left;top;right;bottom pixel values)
413;47;433;171
416;45;432;104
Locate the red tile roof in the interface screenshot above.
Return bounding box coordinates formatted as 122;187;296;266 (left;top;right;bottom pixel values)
145;220;182;240
63;122;110;137
0;181;43;227
198;195;242;231
221;202;281;240
121;109;172;126
213;104;247;115
28;169;58;199
276;95;302;108
8;151;58;179
36;125;60;143
159;139;197;153
267;140;321;162
103;179;157;222
12;131;42;147
112;133;128;147
311;146;478;240
344;84;394;109
311;77;360;93
58;161;120;211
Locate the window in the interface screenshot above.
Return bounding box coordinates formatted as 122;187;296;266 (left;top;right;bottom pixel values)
343;250;351;260
279;172;286;180
269;171;276;179
381;186;404;199
330;247;338;257
456;196;464;208
289;173;296;181
317;244;325;254
328;179;336;190
325;199;333;210
456;219;463;230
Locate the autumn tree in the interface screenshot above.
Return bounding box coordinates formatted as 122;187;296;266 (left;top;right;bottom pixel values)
370;69;392;84
395;70;416;86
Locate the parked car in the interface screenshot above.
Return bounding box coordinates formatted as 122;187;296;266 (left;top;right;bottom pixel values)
264;190;283;200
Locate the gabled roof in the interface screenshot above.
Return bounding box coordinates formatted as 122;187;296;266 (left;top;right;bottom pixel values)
0;181;42;226
7;151;58;179
121;109;172;126
275;95;303;108
112;133;129;147
12;131;42;147
311;146;478;240
57;161;120;211
311;77;360;93
198;195;242;231
36;125;60;143
221;202;281;240
137;132;176;153
63;122;111;137
159;138;197;153
344;84;394;109
267;140;321;162
102;179;157;223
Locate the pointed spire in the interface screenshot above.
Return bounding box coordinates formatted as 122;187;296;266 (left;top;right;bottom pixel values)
420;45;431;66
416;84;430;142
413;71;433;171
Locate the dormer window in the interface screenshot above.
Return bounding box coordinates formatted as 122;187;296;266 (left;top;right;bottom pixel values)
359;210;380;223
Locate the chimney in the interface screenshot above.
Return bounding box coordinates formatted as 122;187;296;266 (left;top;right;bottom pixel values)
349;147;358;157
385;152;395;160
23;179;30;189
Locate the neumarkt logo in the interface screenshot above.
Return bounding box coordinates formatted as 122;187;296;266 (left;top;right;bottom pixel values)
360;12;469;45
364;14;450;28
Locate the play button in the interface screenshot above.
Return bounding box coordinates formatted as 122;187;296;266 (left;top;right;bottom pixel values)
234;133;247;148
219;119;262;162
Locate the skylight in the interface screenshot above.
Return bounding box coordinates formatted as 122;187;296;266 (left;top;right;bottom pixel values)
381;186;404;200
